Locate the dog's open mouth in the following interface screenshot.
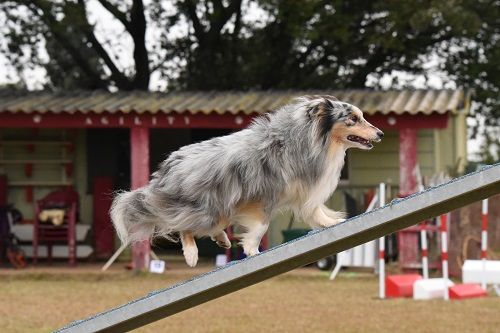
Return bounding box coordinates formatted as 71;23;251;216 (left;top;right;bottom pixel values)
347;135;373;148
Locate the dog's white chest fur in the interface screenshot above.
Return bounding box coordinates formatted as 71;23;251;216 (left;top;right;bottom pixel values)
282;147;346;218
303;148;346;215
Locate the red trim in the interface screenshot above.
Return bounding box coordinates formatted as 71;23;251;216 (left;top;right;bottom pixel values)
0;112;448;129
379;250;385;259
481;250;487;259
366;114;448;129
421;249;428;257
440;215;448;232
482;214;488;231
441;252;448;261
0;112;254;129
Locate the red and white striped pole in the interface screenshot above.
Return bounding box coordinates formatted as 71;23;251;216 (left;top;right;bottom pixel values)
420;223;429;279
378;183;386;299
481;199;489;290
440;213;450;300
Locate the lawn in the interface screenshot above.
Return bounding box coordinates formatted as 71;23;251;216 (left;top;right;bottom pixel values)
1;261;499;333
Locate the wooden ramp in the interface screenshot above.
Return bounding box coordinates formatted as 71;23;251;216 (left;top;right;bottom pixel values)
57;164;500;333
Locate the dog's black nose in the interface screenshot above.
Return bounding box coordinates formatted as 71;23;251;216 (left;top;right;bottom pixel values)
377;131;384;139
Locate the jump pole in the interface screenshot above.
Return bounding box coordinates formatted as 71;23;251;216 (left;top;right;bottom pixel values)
418;182;429;280
440;213;450;300
57;164;500;333
378;182;386;299
481;198;489;290
420;222;429;279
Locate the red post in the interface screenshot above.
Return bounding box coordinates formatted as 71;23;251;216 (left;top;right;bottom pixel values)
397;128;419;271
399;128;418;197
130;127;151;271
93;177;115;259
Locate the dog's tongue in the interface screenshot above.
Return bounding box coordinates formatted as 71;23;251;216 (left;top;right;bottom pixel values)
347;135;372;147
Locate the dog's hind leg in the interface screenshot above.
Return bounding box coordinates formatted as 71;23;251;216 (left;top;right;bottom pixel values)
211;231;231;249
180;231;198;267
235;202;269;256
209;216;232;249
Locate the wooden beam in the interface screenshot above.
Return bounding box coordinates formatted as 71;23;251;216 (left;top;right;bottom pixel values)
0;113;447;129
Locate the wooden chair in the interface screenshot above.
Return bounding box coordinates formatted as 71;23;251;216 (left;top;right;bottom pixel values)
33;188;78;265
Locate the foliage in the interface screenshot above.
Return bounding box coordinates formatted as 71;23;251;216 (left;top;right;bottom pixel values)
0;0;498;149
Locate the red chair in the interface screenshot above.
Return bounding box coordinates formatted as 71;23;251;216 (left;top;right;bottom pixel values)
33;188;79;265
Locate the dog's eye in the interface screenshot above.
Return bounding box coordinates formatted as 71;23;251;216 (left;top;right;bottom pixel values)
350;115;358;123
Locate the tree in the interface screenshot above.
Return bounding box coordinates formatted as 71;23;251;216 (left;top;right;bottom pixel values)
1;0;151;90
439;0;499;135
0;0;498;135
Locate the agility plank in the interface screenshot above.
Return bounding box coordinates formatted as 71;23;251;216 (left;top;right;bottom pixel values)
57;164;500;333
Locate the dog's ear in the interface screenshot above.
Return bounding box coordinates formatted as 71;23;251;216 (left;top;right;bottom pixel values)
306;97;338;120
306;97;337;140
306;97;330;119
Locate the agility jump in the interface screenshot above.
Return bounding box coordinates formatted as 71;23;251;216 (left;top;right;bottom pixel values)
57;163;500;333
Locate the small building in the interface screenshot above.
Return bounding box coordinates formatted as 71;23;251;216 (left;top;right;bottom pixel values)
0;89;470;268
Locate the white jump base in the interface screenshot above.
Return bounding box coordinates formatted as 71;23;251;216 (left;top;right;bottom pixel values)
413;278;455;300
463;260;500;285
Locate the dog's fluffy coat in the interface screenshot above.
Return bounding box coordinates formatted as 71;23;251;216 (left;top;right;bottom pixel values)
111;95;383;266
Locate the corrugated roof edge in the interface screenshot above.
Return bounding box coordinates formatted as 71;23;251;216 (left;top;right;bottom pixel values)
0;88;471;116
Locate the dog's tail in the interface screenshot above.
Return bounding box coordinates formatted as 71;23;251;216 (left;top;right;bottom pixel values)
110;189;155;247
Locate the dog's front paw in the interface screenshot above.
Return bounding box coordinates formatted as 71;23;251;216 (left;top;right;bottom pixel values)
317;218;345;228
315;207;347;227
243;246;260;257
183;247;198;267
248;249;260;256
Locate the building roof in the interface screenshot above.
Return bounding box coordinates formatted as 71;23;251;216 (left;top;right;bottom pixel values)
0;89;470;116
